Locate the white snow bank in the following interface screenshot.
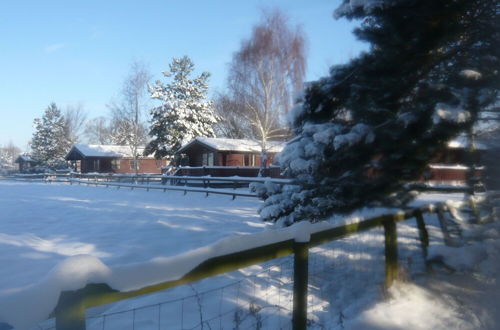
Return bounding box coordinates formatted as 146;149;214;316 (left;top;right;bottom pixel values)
0;255;110;330
0;216;368;330
428;243;487;272
347;282;476;330
346;204;500;330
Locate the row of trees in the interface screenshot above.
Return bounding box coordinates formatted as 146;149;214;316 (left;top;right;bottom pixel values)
28;56;216;169
28;9;307;169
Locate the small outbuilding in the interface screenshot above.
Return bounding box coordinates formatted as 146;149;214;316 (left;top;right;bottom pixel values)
65;144;168;174
15;154;37;173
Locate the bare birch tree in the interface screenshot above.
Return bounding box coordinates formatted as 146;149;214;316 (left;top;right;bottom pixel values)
213;92;253;139
108;61;152;174
84;117;113;144
63;103;87;145
223;9;306;174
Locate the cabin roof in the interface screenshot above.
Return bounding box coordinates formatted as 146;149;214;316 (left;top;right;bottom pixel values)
178;137;285;154
447;136;487;150
65;144;152;160
15;154;34;163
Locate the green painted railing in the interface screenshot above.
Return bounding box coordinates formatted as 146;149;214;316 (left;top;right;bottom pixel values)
52;204;446;330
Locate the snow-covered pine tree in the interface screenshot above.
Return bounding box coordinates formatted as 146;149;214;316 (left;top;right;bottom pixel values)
145;56;217;159
259;0;499;225
31;103;71;168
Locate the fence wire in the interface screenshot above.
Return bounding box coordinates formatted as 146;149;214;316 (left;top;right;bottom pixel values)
34;218;437;330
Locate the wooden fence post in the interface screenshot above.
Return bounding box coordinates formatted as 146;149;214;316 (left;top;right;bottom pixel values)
414;211;429;259
292;241;308;330
383;217;398;289
54;292;86;330
55;283;116;330
436;206;453;246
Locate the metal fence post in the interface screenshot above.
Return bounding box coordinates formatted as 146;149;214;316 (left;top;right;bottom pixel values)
292;241;308;330
383;217;398;289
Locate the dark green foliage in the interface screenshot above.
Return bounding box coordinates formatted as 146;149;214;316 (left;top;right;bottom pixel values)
260;0;499;225
31;103;71;168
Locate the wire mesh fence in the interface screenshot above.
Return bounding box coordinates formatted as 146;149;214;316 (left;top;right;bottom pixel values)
29;216;441;330
73;257;295;330
30;206;450;330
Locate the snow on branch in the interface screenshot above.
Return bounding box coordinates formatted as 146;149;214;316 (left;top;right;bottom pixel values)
433;103;471;124
334;0;396;18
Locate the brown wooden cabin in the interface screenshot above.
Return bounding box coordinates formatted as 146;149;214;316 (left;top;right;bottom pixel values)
15;154;37;173
175;137;285;177
65;144;168;174
426;137;486;182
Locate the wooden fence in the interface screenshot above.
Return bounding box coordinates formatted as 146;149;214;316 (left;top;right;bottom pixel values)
51;203;446;330
8;173;294;199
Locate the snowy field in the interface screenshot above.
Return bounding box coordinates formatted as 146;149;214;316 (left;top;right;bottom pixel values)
0;180;499;330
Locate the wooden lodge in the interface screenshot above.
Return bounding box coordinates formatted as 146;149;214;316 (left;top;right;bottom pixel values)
175;137;285;177
14;154;36;173
62;136;484;180
65;144;168;174
427;137;486;182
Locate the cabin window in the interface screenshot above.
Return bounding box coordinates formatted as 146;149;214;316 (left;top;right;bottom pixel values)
244;154;256;166
202;152;214;166
93;159;100;171
130;159;140;170
155;159;163;168
111;159;121;170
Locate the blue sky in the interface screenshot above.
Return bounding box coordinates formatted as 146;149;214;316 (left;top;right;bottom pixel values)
0;0;366;149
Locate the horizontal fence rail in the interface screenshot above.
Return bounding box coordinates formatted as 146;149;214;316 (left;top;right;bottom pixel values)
6;173;295;199
69;180;259;198
10;172;293;185
44;204;446;330
8;173;472;192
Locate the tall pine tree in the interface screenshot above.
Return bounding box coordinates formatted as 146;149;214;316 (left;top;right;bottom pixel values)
259;0;499;225
145;56;217;159
31;103;71;168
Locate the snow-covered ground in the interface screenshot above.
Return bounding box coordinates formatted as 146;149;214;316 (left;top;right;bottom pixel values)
346;217;500;330
0;181;267;292
0;180;498;329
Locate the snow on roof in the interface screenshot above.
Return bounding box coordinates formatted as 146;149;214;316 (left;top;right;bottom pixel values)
70;144;152;158
177;135;486;156
179;137;285;154
15;154;33;162
447;136;487;150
